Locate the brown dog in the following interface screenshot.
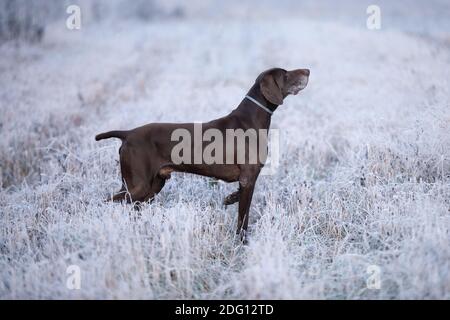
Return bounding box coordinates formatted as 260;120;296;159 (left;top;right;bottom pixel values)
96;67;309;239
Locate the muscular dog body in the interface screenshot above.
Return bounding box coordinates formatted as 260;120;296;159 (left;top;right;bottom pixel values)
96;68;310;238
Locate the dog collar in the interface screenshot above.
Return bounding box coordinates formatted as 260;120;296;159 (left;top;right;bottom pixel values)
245;95;273;115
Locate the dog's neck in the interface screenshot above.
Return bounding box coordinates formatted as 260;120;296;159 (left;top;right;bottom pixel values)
231;84;279;130
245;84;279;114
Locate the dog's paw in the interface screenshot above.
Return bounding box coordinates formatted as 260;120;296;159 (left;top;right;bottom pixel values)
236;229;249;245
223;191;240;206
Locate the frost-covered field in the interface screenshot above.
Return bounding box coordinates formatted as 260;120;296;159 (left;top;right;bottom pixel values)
1;1;450;299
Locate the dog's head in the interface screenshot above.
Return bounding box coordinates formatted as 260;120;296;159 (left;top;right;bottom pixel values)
256;68;310;105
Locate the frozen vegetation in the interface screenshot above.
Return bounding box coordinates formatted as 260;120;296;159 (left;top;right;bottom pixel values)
0;0;449;299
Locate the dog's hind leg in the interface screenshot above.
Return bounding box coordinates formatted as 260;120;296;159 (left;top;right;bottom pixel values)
139;176;167;203
131;177;167;211
108;186;147;203
126;184;153;203
126;185;152;211
111;189;127;202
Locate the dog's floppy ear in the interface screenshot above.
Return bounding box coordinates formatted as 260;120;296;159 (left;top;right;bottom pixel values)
260;73;283;105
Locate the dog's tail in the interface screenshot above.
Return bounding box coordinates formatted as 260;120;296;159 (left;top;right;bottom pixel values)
95;130;129;141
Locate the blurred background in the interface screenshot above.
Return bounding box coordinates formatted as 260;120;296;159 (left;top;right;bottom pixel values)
1;0;450;43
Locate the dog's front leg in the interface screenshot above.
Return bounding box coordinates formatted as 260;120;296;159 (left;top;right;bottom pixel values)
223;189;240;206
237;171;259;243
